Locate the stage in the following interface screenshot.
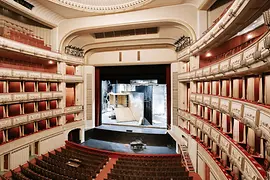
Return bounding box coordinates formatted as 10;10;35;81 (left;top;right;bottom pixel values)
82;125;176;154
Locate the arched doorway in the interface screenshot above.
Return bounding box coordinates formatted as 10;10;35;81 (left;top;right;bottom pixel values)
68;129;81;143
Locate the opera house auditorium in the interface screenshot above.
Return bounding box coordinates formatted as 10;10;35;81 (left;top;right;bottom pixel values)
0;0;270;179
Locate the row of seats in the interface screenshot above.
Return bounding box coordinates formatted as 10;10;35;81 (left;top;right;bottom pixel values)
48;151;99;176
35;158;89;180
107;173;192;180
20;165;51;180
107;155;191;180
113;164;185;172
41;154;92;176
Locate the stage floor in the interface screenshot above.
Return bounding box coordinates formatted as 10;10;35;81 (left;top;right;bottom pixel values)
96;124;167;134
83;124;176;154
81;139;176;154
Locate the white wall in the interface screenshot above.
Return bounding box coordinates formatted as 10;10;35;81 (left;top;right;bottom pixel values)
88;48;177;66
84;65;95;129
39;133;65;155
188;136;198;172
10;146;29;169
198;156;206;180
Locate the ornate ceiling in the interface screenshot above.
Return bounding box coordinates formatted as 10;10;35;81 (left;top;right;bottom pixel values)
46;0;153;13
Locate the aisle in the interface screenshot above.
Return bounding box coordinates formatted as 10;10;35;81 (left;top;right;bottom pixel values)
96;158;118;180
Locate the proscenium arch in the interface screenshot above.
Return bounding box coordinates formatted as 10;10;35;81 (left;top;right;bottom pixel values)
57;4;198;51
67;23;192;50
59;19;197;52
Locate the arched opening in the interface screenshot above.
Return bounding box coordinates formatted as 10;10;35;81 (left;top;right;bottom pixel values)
68;129;81;143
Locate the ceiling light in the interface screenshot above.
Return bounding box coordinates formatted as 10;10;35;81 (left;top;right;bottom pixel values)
48;60;54;64
206;52;212;57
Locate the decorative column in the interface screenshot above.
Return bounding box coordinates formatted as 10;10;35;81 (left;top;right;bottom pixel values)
259;75;263;103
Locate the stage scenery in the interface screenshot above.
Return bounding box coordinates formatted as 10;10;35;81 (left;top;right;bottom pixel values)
101;80;167;128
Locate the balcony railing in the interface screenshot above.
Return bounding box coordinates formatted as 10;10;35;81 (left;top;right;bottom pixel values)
190;93;270;140
0;119;84;157
64;105;83;114
64;75;83;82
178;30;270;81
178;0;253;60
0;108;63;130
169;126;232;180
0;67;63;81
0;92;63;105
178;110;267;180
0;36;84;64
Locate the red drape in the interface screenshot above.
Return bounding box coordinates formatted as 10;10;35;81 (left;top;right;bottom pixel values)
166;65;171;128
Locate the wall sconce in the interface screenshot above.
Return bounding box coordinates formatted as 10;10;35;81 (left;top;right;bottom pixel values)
206;52;212;57
247;34;253;40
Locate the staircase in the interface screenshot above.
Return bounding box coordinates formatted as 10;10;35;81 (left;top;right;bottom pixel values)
180;145;195;172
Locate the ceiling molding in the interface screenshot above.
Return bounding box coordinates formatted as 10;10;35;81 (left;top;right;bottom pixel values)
46;0;153;14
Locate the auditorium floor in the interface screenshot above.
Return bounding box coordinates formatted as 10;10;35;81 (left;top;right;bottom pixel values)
81;139;176;154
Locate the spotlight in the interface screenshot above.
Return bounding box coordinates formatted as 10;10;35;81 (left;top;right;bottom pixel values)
48;60;54;64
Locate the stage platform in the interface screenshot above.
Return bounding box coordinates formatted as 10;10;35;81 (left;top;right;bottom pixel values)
96;124;167;134
83;125;176;154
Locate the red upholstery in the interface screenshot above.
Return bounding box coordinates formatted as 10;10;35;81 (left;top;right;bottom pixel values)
0;106;4;119
25;82;35;92
50;100;57;109
8;104;21;117
8;127;20;140
38;101;47;111
66;84;75;107
0;81;4;93
66;65;75;75
24;103;35;114
50;118;57;127
9;82;21;93
38;120;47;131
50;83;58;91
24;123;34;135
38;83;47;92
66;114;75;123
